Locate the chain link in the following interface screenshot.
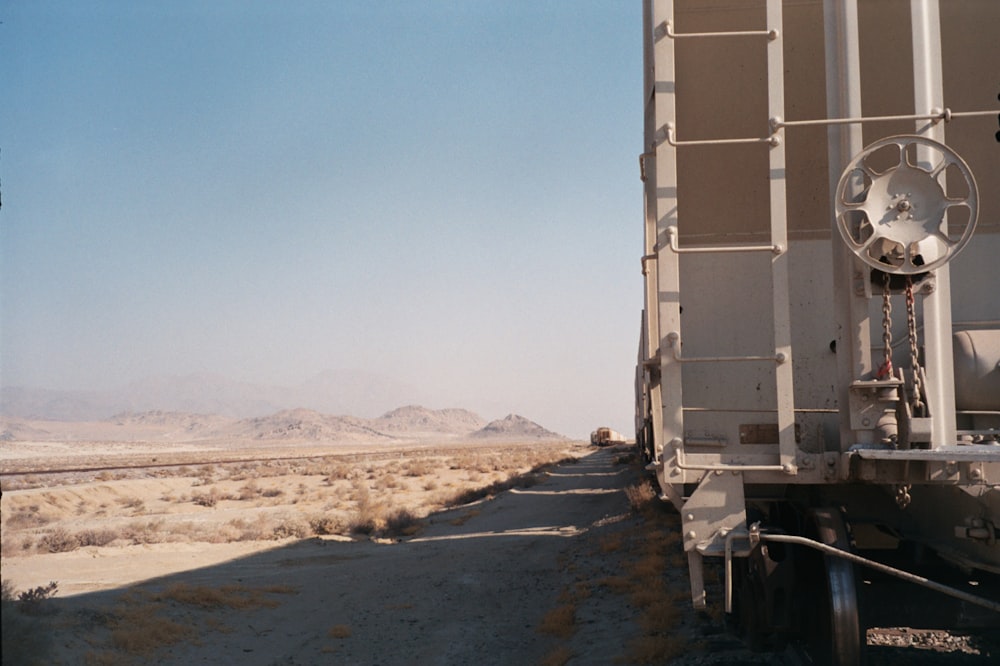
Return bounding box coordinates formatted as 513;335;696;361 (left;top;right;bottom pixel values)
905;276;924;415
895;483;912;509
878;272;893;379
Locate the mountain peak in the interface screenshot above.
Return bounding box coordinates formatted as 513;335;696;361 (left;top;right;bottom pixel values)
472;414;563;440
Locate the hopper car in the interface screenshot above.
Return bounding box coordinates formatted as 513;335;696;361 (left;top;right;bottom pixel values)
634;0;1000;661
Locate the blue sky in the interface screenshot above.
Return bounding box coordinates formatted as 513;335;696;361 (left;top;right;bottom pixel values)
1;1;643;438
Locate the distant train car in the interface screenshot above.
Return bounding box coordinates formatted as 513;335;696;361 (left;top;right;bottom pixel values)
635;1;999;662
591;427;627;446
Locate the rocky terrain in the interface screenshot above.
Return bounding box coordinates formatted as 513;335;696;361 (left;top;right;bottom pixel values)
0;405;564;452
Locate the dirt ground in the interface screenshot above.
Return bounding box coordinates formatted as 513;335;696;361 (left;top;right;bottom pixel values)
3;443;997;665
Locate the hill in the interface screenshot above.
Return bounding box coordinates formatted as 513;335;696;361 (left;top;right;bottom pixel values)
0;407;564;444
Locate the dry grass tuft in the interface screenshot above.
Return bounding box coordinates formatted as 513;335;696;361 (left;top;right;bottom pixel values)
448;509;480;526
6;505;52;529
625;634;687;664
598;532;624;553
624;480;657;514
109;602;192;655
155;583;295;609
403;460;434;477
84;582;301;659
595;575;631;594
537;603;577;639
308;514;344;536
192;487;223;507
638;599;682;634
38;527;79;553
382;507;422;537
539;645;574;666
328;624;352;639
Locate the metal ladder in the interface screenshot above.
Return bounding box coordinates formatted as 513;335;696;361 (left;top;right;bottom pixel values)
645;0;797;474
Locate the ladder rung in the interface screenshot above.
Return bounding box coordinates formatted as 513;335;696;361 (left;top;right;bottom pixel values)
658;20;778;41
658;123;778;148
666;332;786;365
666;226;782;255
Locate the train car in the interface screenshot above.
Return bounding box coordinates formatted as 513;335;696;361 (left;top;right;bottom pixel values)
634;0;999;661
591;426;627;446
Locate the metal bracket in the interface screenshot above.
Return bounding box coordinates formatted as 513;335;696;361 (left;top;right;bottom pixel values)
681;470;748;553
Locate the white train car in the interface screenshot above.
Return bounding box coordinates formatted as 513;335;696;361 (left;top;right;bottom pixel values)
635;0;999;661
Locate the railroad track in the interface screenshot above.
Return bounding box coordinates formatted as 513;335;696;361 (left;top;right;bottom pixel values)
0;440;567;480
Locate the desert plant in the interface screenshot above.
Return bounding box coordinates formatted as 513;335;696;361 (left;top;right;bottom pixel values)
381;507;421;537
537;604;576;639
346;511;378;536
117;496;145;511
120;520;166;545
15;581;59;616
6;504;53;529
328;624;351;639
2;580;54;665
237;480;261;500
624;480;657;514
403;460;434;477
539;645;574;666
109;603;192;654
76;528;119;548
271;516;310;539
38;528;79;553
309;514;344;536
192;487;221;507
155;583;286;610
625;634;687;664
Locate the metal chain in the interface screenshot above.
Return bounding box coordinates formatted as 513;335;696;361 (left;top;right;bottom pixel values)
895;276;922;510
895;483;912;509
905;276;924;415
878;272;893;379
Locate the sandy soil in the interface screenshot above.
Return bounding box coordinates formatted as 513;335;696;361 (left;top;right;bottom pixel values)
2;442;739;665
3;441;996;665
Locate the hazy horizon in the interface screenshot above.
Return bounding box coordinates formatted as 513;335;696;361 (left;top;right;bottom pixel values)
1;2;642;440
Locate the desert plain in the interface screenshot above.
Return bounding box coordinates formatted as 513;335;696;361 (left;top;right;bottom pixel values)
2;407;996;665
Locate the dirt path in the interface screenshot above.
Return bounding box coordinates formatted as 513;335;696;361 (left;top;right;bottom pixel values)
38;447;642;664
14;446;997;665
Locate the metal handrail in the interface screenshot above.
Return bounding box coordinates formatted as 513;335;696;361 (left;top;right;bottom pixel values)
772;108;999;130
658;123;778;148
762;533;1000;613
672;437;792;474
666;331;787;365
722;528;1000;614
659;108;999;150
665;226;782;255
659;20;778;41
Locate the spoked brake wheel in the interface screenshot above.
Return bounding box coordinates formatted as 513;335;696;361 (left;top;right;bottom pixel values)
835;135;978;275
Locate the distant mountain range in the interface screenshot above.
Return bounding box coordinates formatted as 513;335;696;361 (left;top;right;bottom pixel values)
0;372;564;442
0;406;564;444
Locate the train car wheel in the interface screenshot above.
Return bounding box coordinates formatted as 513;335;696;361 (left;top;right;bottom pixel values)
802;508;864;666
